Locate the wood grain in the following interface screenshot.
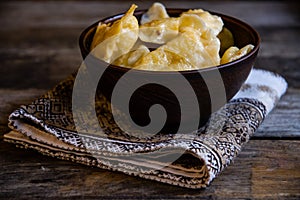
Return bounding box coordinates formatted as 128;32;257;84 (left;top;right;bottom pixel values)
0;0;299;199
1;139;299;199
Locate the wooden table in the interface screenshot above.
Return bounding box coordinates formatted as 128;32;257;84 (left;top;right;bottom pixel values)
1;1;299;199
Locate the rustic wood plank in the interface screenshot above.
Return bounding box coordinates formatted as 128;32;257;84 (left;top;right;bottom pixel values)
255;58;300;88
0;139;299;199
0;89;46;135
0;50;80;89
0;1;299;199
1;1;299;29
254;88;300;138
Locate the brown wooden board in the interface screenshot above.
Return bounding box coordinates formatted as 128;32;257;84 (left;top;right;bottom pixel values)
1;1;299;199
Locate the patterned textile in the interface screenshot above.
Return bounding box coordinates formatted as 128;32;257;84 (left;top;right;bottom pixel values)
4;69;287;188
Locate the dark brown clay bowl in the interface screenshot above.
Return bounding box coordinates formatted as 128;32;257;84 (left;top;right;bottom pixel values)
79;8;260;135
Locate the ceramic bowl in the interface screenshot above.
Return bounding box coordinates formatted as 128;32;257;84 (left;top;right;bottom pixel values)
79;8;260;134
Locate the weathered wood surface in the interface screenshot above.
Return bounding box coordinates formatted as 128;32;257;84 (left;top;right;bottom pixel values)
0;1;299;199
1;139;299;199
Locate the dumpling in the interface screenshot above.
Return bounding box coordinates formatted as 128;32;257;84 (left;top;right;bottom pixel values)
139;18;179;44
181;9;223;36
140;2;169;24
135;28;220;71
133;48;193;71
113;45;150;67
217;27;235;56
135;12;221;71
221;44;254;64
90;4;139;64
160;28;220;69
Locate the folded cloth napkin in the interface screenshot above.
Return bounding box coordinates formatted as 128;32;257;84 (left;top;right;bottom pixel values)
4;68;287;189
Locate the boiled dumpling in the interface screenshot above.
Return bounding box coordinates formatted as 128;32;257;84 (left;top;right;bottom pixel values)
140;2;169;24
139;18;179;44
221;44;254;64
90;4;139;64
181;9;223;36
113;45;150;67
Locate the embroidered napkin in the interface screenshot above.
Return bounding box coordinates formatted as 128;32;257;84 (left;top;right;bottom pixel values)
4;68;287;189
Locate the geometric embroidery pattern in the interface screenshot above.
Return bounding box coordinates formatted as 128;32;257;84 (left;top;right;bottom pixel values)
7;74;267;188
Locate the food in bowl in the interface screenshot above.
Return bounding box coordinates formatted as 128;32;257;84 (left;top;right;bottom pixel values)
79;3;260;134
90;2;254;71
